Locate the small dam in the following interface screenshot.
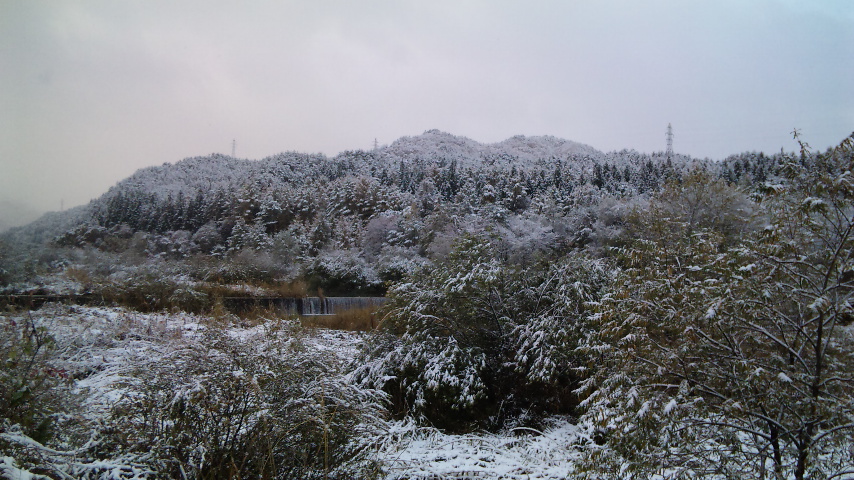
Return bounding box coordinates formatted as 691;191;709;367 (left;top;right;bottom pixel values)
1;294;387;316
221;296;387;316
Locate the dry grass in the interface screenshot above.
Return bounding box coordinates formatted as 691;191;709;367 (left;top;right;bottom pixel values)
212;300;379;331
198;280;310;298
217;293;382;331
299;306;378;331
235;304;298;327
262;279;310;298
64;267;93;287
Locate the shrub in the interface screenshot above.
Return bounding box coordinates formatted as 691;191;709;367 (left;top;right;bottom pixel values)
97;270;210;313
1;308;388;479
0;312;69;444
353;235;611;431
102;325;387;479
305;249;383;296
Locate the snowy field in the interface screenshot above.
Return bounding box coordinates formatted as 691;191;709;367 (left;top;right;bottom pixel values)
1;304;589;479
379;419;583;479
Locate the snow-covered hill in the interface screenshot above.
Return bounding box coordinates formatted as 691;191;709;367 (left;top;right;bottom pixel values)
0;129;785;297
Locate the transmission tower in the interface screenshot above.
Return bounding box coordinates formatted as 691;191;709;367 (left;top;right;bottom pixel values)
232;139;236;157
373;138;379;151
665;123;674;162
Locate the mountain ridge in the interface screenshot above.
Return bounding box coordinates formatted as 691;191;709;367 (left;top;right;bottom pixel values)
0;129;781;292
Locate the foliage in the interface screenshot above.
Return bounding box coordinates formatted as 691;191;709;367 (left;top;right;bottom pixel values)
97;269;210;313
4;130;706;296
576;137;854;479
0;237;10;285
353;235;611;431
0;312;69;444
6;129;850;477
305;249;384;296
103;328;386;479
0;306;388;480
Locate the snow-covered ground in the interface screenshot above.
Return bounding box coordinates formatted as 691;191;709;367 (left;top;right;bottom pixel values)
378;419;584;480
1;304;587;479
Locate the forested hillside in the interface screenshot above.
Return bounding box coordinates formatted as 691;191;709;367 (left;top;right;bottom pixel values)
0;130;786;299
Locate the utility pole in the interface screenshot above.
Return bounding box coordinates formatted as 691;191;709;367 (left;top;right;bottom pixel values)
665;123;674;162
232;139;236;157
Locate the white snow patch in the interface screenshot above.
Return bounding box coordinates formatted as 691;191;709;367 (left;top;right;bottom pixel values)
663;399;677;415
0;456;50;480
378;419;583;480
705;304;717;320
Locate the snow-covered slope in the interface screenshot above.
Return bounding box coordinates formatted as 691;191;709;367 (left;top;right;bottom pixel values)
381;129;601;169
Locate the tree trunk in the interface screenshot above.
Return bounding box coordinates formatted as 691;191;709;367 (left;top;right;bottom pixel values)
769;422;784;480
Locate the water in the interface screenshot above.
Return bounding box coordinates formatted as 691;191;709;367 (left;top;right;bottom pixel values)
223;296;387;316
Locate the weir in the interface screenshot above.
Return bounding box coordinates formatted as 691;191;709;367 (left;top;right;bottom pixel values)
0;294;387;316
221;296;387;316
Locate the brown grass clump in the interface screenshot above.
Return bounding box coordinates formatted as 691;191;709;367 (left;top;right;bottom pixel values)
262;279;310;298
236;304;297;327
64;267;93;288
196;283;254;298
300;306;378;331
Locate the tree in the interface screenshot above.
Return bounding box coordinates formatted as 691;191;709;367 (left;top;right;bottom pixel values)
226;218;271;252
642;169;756;246
577;135;854;479
740;132;854;479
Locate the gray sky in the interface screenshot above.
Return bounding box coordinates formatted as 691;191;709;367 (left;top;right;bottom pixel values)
2;0;852;228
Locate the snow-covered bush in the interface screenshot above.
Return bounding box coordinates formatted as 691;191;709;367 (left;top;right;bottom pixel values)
0;313;70;444
305;249;383;296
53;223;110;248
219;248;293;284
226;218;272;252
191;221;223;253
353;235;611;431
0;306;388;480
375;246;430;283
97;267;208;313
363;215;398;258
0;237;12;285
494;214;559;265
103;327;386;479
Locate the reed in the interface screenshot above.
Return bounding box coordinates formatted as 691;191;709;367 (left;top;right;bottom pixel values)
299;306;378;331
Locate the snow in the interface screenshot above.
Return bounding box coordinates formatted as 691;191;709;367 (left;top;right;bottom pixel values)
0;456;50;480
802;197;826;209
2;303;595;479
705;304;717;319
663;399;677;415
379;419;584;480
14;297;846;479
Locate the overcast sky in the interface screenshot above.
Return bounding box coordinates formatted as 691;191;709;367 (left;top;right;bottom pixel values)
1;0;852;228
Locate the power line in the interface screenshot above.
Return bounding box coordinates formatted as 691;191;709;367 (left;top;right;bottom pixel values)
666;123;674;161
